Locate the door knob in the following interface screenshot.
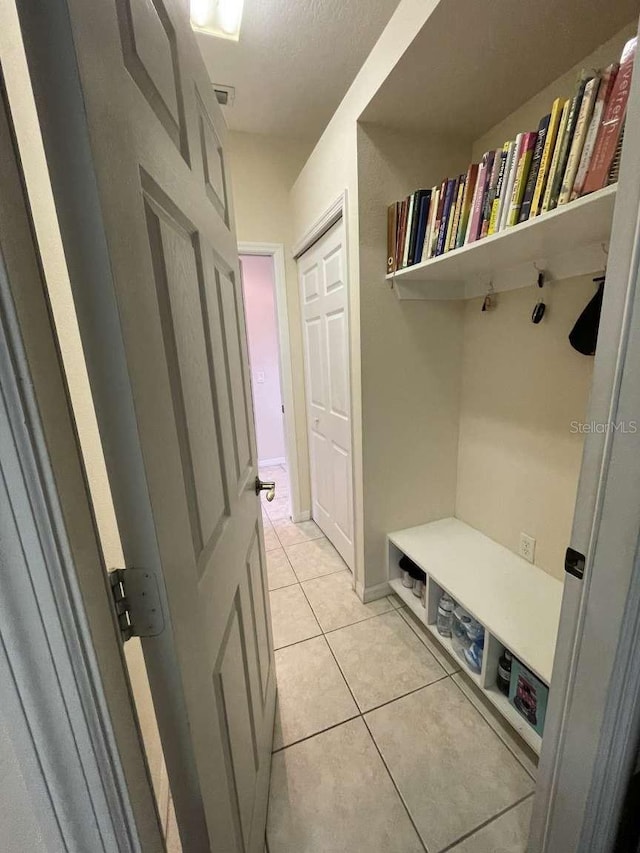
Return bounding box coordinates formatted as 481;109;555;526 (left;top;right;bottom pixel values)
255;477;276;502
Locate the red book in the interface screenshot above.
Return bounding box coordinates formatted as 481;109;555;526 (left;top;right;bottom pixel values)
467;151;493;243
583;37;637;194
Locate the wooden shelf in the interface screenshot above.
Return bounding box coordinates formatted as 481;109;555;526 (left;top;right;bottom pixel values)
387;185;616;300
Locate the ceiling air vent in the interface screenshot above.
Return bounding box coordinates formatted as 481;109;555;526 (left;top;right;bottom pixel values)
213;84;235;107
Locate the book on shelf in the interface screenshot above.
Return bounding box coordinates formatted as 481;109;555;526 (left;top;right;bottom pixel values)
545;77;589;212
447;175;466;251
443;176;461;251
407;189;430;265
559;74;599;204
488;142;511;234
411;190;432;265
499;133;524;230
480;150;503;238
456;164;479;248
530;98;564;218
422;184;440;261
431;180;447;257
506;131;538;226
387;201;399;274
571;63;618;200
385;40;632;277
402;192;416;267
541;99;571;214
583;36;637;195
518;114;551;223
436;178;458;255
467;150;494;243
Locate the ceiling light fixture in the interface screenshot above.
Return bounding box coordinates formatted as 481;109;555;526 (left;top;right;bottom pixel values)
190;0;244;41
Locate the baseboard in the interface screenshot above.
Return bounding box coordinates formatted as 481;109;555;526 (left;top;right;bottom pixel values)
291;510;311;523
356;579;392;604
258;456;286;467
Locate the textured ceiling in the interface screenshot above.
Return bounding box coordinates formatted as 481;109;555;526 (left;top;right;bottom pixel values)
195;0;401;140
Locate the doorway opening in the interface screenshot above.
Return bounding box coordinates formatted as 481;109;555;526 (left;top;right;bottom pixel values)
240;244;300;524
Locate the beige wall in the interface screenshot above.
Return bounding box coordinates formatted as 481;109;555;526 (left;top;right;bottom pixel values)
456;25;634;580
356;123;469;589
0;1;169;828
227;131;313;510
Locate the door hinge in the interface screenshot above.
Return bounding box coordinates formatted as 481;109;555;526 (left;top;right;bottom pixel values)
109;568;164;642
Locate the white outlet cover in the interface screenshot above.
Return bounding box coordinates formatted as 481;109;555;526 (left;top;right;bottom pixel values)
519;532;536;563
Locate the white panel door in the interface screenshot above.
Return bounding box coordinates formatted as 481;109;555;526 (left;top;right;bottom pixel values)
299;219;354;568
17;1;275;851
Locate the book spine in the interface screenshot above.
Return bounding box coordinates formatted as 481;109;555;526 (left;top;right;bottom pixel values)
499;133;523;231
443;177;460;253
488;143;510;235
480;150;500;238
572;64;618;199
541;99;570;214
402;193;416;267
518;115;550;223
584;37;637;194
387;202;398;274
530;98;563;217
495;141;516;231
507;132;537;226
559;76;599;204
395;198;408;268
422;186;439;261
436;179;457;255
430;180;447;257
447;176;466;251
413;192;431;264
467;154;491;243
546;81;587;211
407;190;428;265
457;164;479;248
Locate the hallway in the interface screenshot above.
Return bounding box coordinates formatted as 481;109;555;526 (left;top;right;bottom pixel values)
261;466;537;853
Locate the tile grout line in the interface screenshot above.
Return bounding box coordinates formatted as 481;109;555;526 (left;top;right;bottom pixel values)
438;791;536;853
272;710;363;754
360;714;431;853
448;675;538;783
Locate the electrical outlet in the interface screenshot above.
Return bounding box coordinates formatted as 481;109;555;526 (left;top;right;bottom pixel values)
519;532;536;563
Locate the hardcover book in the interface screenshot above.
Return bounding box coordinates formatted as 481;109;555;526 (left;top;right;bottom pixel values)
572;63;618;199
530;98;564;217
541;99;571;214
422;185;440;261
481;149;503;238
489;142;511;235
436;178;458;255
583;37;637;194
467;150;494;243
507;131;537;227
411;191;432;265
407;189;430;265
559;75;600;204
430;180;448;257
456;164;479;248
402;192;416;267
387;202;399;274
447;175;466;251
499;133;524;230
545;78;588;212
518;115;551;223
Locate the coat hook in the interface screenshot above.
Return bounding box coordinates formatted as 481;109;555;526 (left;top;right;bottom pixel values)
532;267;546;324
482;281;495;312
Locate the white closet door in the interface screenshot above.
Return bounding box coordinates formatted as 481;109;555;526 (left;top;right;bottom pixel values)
299;219;354;569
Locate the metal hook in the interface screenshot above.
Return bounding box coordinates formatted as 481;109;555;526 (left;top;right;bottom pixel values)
482;281;495;312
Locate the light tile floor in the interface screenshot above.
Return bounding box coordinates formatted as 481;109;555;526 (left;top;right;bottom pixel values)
262;464;537;853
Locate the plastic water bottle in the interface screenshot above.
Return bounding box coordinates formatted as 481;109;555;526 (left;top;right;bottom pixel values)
436;593;455;637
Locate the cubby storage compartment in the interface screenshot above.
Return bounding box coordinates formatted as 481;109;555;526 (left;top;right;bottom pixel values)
388;517;563;753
